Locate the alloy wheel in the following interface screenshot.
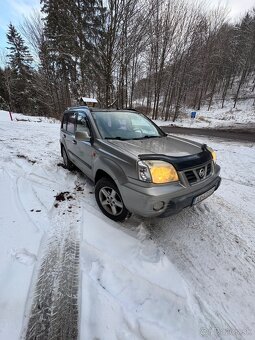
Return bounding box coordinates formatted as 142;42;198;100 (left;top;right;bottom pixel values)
99;186;124;216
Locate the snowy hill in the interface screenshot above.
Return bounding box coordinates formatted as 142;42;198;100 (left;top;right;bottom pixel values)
153;99;255;129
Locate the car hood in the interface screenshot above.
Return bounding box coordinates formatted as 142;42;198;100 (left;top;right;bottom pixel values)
106;135;202;158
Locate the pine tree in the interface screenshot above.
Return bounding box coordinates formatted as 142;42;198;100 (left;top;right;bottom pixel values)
41;0;105;109
6;23;34;113
0;68;9;110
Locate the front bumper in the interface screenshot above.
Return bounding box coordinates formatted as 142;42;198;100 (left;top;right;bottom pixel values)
120;169;221;218
159;176;221;217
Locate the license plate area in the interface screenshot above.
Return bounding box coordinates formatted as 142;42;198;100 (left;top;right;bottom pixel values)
192;187;215;205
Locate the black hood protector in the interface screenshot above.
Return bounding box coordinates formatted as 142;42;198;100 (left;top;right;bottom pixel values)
139;145;212;171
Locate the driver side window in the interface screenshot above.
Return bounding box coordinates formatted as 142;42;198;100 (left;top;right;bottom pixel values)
76;112;91;136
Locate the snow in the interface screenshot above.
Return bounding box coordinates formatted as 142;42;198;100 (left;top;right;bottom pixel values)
80;97;98;103
153;99;255;129
0;110;255;339
80;213;201;339
0;110;59;123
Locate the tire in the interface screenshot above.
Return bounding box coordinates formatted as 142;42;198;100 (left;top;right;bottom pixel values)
62;146;74;170
95;177;131;222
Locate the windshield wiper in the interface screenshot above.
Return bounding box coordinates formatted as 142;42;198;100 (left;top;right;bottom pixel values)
105;135;162;141
131;135;162;140
105;136;129;140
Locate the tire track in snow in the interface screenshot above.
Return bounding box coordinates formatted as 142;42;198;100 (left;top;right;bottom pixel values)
24;191;81;340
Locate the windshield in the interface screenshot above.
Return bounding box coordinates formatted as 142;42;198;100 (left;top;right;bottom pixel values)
92;111;165;140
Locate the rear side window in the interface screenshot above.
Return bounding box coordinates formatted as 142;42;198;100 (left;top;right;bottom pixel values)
66;112;76;134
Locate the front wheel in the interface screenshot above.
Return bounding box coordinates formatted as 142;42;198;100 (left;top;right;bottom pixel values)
95;177;131;222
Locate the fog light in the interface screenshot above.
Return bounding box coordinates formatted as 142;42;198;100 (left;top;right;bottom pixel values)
153;201;165;211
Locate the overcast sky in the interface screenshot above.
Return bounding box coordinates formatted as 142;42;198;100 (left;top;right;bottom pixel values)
211;0;255;19
0;0;254;54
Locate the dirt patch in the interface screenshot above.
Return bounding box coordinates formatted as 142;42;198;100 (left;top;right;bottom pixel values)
55;192;70;202
55;192;75;202
17;154;36;164
28;159;36;164
17;154;26;159
75;185;84;192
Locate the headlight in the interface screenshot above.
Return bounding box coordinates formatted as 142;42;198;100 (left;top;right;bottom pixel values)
138;160;178;184
207;146;216;163
138;160;151;182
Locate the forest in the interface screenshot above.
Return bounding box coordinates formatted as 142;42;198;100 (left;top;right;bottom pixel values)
0;0;255;120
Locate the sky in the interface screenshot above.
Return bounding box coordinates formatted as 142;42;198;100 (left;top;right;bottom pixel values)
222;0;255;19
0;0;254;56
0;0;40;53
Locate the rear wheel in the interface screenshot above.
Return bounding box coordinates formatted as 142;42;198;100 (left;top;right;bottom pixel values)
95;177;131;222
62;146;74;170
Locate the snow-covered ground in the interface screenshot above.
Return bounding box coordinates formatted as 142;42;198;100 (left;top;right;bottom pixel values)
0;110;255;339
152;99;255;129
0;110;59;124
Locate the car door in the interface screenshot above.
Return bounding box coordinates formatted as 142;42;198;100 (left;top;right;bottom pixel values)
72;111;93;178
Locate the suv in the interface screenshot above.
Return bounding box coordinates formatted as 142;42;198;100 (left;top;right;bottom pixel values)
60;107;221;221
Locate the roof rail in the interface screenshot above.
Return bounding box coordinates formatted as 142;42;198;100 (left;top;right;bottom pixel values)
66;105;89;110
123;108;138;111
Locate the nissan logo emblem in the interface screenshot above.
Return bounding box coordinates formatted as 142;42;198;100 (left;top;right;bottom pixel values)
199;168;205;178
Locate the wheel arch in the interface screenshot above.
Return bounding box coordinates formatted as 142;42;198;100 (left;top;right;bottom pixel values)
93;157;128;186
95;169;114;183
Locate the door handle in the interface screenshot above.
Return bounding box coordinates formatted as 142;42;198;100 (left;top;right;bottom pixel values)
63;134;66;138
72;139;77;144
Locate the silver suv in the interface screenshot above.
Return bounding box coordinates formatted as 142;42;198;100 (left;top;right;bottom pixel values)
60;107;221;221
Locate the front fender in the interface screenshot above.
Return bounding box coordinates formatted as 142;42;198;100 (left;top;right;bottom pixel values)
93;155;129;186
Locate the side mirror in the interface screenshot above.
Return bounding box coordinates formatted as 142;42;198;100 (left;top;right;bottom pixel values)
75;130;90;142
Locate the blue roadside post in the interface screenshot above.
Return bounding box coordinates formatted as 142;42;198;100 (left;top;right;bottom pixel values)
191;111;196;119
190;111;196;125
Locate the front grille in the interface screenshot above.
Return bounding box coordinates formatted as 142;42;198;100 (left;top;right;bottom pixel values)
206;162;212;176
185;170;197;184
184;161;213;186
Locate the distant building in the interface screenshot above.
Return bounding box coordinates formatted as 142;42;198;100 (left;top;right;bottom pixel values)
79;97;98;107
